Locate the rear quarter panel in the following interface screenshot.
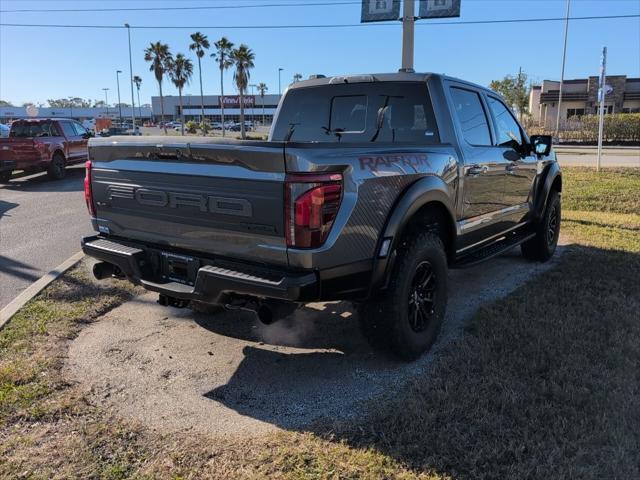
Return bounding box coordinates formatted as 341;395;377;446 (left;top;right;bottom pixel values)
284;143;460;269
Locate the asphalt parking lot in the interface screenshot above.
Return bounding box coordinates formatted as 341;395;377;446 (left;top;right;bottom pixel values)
0;167;93;309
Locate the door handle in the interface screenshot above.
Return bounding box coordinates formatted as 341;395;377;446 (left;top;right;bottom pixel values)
467;164;488;176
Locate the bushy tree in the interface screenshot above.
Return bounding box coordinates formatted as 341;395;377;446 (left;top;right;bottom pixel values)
489;70;530;120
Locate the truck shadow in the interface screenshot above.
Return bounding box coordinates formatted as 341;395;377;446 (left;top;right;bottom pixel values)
1;166;84;192
197;245;639;478
0;200;19;219
194;248;558;432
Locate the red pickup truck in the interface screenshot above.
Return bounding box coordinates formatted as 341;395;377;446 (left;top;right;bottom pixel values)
0;118;91;182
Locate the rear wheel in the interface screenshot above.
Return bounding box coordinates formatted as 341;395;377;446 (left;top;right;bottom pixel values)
47;153;66;180
0;170;11;183
359;231;448;361
521;190;561;261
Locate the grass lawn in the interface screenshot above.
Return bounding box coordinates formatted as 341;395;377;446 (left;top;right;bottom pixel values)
1;168;639;479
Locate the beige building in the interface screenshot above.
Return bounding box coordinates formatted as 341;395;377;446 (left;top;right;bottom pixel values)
529;75;640;128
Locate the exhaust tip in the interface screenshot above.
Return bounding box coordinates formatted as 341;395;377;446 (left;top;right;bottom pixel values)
92;262;114;280
257;304;275;325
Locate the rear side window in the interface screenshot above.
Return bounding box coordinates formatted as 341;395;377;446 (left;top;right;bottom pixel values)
272;82;439;143
60;121;77;137
449;87;492;146
9;121;59;138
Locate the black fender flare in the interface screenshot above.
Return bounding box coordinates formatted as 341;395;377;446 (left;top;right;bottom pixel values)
369;175;456;295
533;162;562;222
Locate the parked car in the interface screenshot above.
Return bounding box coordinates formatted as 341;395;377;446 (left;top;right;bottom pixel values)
0;124;10;138
82;72;561;360
0;118;91;182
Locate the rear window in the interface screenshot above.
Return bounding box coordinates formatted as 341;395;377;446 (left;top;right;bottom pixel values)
272;82;439;143
10;121;59;138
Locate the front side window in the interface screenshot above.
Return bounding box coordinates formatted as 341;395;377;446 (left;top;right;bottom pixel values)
73;122;87;136
60;121;77;138
449;87;492;146
486;96;523;146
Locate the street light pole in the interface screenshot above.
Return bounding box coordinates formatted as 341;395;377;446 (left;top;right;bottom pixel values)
102;88;110;117
116;70;123;123
555;0;571;139
400;0;415;72
125;23;136;131
278;67;283;95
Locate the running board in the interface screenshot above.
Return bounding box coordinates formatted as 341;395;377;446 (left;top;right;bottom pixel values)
452;230;536;269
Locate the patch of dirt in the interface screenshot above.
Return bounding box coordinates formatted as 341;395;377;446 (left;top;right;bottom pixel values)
65;245;565;437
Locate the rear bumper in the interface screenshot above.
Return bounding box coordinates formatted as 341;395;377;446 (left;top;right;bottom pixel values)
81;235;319;303
0;160;17;172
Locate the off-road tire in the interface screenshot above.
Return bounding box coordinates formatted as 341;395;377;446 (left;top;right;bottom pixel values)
521;190;561;262
358;231;448;361
47;153;66;180
0;170;11;183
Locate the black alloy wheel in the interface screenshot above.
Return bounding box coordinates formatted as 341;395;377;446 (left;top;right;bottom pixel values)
408;261;437;333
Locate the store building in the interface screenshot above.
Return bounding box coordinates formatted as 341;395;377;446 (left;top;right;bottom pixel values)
529;75;640;128
0;105;153;123
151;94;281;124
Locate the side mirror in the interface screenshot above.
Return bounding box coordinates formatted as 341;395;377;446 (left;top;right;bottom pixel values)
530;135;552;157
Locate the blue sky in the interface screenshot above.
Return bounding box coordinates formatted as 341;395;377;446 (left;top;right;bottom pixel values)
1;0;639;106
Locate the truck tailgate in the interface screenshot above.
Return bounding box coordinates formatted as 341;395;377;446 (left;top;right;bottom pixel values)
0;138;38;162
88;137;288;266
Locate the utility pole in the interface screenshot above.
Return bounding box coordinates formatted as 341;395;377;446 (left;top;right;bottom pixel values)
278;67;283;95
400;0;415;72
555;0;570;139
125;24;136;130
596;46;607;172
116;70;123;123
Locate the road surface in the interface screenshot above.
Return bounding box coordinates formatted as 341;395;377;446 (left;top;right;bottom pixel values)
0;166;92;309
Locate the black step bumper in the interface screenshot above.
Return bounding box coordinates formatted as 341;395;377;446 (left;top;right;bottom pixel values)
81;235;319;303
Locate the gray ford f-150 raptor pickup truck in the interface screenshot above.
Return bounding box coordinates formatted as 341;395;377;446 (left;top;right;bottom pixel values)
82;72;561;360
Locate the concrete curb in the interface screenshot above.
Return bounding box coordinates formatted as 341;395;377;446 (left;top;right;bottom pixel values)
0;251;85;330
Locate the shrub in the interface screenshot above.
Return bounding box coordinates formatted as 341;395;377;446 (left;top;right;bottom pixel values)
529;113;640;143
199;120;211;134
185;121;198;134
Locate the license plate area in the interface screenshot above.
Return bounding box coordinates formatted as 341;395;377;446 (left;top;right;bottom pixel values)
161;252;199;286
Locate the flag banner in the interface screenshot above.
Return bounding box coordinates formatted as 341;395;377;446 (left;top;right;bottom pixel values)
418;0;461;19
361;0;401;23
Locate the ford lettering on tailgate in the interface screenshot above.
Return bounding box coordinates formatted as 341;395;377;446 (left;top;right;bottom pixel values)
106;185;253;218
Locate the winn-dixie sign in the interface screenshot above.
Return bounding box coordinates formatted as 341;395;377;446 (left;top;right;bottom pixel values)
219;95;255;107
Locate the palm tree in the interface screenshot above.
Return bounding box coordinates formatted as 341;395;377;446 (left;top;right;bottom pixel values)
293;73;303;83
188;32;210;125
211;37;234;137
144;42;172;133
257;82;268;126
133;75;143;120
230;44;255;140
168;54;194;136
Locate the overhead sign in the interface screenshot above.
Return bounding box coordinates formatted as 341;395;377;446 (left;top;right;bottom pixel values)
360;0;400;23
26;105;39;117
219;95;255;108
418;0;461;19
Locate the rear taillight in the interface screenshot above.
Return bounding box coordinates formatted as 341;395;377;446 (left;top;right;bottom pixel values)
84;160;96;217
285;173;342;248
